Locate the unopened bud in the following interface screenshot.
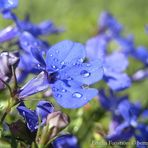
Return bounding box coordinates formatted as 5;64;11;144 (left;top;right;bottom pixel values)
46;111;70;130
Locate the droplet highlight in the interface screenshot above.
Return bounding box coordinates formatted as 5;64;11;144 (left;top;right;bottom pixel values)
80;70;91;77
72;92;82;98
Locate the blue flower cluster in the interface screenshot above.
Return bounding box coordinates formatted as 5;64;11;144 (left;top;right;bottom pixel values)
0;1;148;147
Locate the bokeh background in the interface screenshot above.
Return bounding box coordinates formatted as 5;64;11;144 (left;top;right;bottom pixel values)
0;0;148;147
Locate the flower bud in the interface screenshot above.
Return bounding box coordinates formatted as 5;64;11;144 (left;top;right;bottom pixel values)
0;51;19;89
39;111;70;145
46;111;70;131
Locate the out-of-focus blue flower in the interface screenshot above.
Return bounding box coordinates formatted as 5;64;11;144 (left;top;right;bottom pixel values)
86;12;131;91
132;69;148;81
86;35;131;91
98;11;123;37
85;34;109;60
102;93;148;147
0;16;62;43
52;134;80;148
133;46;148;66
99;89;127;113
17;100;54;132
18;40;104;108
16;32;49;83
0;26;18;43
0;0;18;11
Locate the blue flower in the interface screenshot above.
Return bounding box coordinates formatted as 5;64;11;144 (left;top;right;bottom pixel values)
86;35;131;91
0;15;62;43
132;69;148;81
52;134;80;148
0;0;18;11
18;40;104;108
17;100;54;132
98;11;123;37
86;13;131;91
101;92;148;147
133;46;148;66
103;53;131;91
16;32;48;83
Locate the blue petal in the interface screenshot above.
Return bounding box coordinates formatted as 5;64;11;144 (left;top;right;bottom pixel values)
58;60;103;85
141;110;148;119
52;134;80;148
17;102;38;132
115;35;135;54
16;70;29;83
99;11;123;36
104;52;128;72
132;69;148;81
18;72;49;99
85;35;108;60
36;100;54;119
106;122;134;142
0;26;18;43
51;80;98;108
0;0;18;10
104;70;131;91
99;89;112;110
117;100;140;124
18;51;41;73
37;20;63;35
19;32;48;53
45;40;86;72
133;46;148;65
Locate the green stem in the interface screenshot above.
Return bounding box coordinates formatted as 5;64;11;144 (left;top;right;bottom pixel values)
0;78;13;96
0;98;19;124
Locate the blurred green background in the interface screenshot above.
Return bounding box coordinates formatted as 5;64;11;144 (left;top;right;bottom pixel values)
0;0;148;148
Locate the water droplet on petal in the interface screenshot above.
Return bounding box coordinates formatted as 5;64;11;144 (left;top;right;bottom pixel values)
72;92;82;98
61;89;67;92
79;58;83;62
86;63;91;67
56;94;62;98
61;61;65;65
52;65;57;69
80;70;91;77
67;77;73;80
50;54;53;57
22;111;25;116
52;87;57;92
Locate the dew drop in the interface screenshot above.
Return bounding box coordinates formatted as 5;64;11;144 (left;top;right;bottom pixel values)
50;54;53;57
52;65;57;69
72;92;82;98
67;77;73;80
61;61;65;65
61;89;67;92
22;111;25;116
52;87;57;92
86;63;91;67
79;58;83;62
80;70;91;77
56;94;62;98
